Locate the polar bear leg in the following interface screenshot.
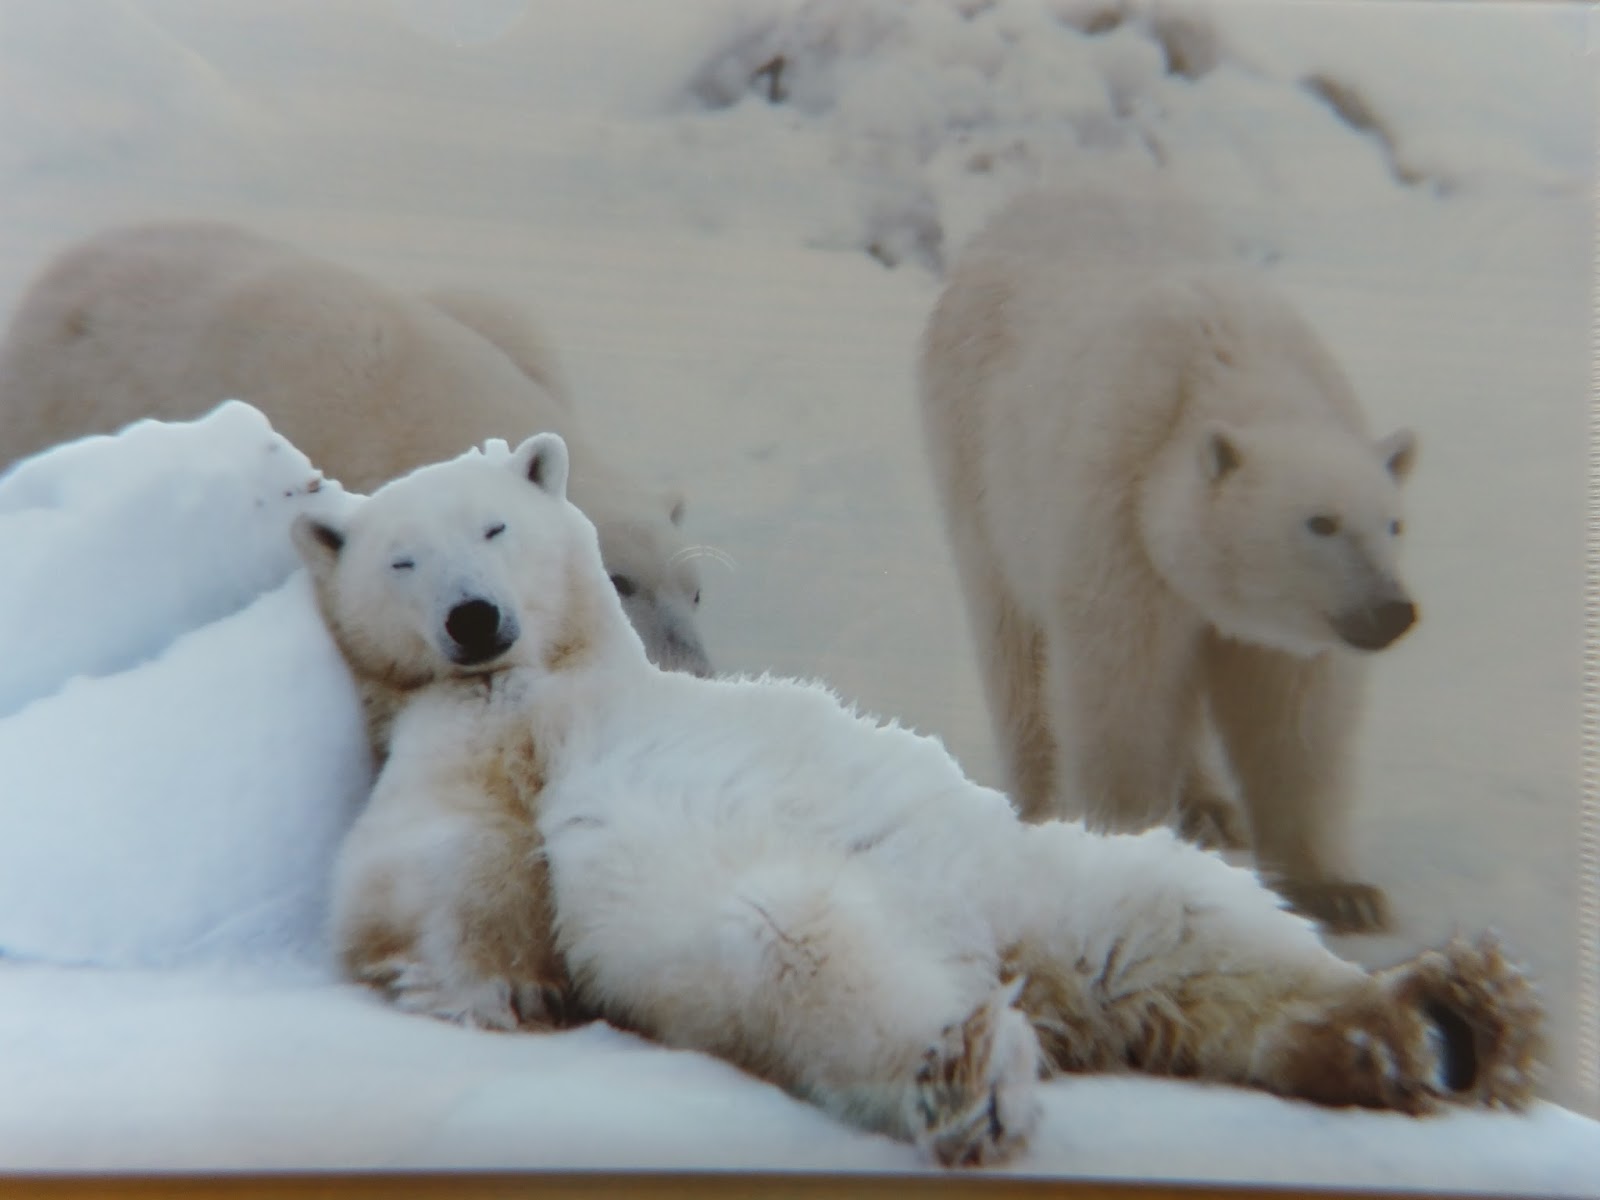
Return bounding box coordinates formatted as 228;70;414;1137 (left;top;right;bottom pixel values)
920;346;1055;819
566;853;1042;1164
1000;823;1540;1110
1176;758;1250;851
742;864;1044;1167
947;514;1056;820
334;812;568;1032
1042;595;1205;833
907;976;1044;1168
1203;634;1388;933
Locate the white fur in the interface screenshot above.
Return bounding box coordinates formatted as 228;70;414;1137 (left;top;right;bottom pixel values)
919;166;1419;931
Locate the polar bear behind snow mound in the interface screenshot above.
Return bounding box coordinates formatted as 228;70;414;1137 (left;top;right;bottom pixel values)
0;221;710;680
292;434;1536;1169
920;166;1420;935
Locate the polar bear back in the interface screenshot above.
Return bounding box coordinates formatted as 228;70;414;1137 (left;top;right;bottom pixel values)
959;168;1227;279
0;221;570;495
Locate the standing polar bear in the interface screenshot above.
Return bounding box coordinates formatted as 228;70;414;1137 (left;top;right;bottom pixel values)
920;169;1418;934
293;434;1538;1169
0;221;711;684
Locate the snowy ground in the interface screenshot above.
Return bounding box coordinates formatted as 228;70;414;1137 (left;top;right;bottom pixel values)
0;0;1595;1189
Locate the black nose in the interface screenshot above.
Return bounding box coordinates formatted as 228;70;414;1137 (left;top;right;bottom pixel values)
664;631;713;679
679;646;714;680
1334;599;1417;652
445;598;513;665
1371;599;1417;646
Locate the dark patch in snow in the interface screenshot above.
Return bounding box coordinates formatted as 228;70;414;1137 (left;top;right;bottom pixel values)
1148;5;1221;80
1303;73;1456;196
678;0;1468;275
861;181;946;273
685;20;784;110
752;55;787;104
1056;0;1220;78
1055;1;1126;37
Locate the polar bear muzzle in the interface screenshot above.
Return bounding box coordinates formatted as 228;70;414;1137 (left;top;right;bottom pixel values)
1331;595;1416;652
443;596;520;667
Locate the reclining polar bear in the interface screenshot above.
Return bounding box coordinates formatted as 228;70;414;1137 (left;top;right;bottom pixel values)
292;434;1539;1169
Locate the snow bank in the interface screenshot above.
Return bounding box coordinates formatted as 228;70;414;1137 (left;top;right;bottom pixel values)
0;400;352;719
0;404;367;968
0;962;1596;1187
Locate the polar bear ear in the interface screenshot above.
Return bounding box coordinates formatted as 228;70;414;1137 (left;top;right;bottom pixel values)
1376;428;1418;483
1200;423;1242;483
512;432;569;499
291;513;345;581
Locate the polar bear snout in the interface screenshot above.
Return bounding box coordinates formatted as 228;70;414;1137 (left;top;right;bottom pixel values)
1331;596;1416;652
443;596;519;666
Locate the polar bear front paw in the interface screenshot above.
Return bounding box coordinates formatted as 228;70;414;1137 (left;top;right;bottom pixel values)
384;960;523;1032
1175;790;1249;852
909;979;1043;1168
509;979;575;1031
1278;878;1390;934
371;958;570;1032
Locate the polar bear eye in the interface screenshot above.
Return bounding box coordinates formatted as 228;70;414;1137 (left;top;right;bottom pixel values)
391;558;415;572
1390;519;1403;536
1306;515;1340;537
609;574;637;599
693;589;702;607
485;522;506;541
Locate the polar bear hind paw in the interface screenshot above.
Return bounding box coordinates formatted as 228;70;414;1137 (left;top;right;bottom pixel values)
909;979;1043;1168
1381;931;1544;1109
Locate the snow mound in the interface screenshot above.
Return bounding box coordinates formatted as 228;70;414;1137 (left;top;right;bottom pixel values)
1220;1;1592;195
668;0;1588;271
0;405;368;969
0;399;354;720
0;577;368;970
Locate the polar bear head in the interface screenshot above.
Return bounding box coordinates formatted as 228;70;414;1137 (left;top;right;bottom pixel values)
292;433;641;690
1144;421;1419;657
584;488;712;681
